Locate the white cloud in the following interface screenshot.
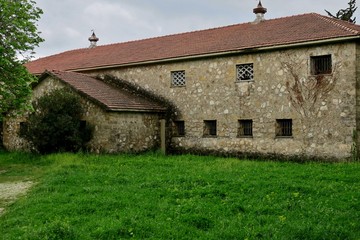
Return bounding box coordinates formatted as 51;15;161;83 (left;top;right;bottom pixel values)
84;2;135;22
64;27;81;38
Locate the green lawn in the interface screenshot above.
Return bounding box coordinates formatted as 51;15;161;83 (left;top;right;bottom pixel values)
0;151;359;239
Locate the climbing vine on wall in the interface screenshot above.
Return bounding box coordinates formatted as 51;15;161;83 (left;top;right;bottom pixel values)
280;51;341;155
281;55;339;118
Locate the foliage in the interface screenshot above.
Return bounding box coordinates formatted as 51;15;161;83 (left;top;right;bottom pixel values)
0;152;359;239
0;0;43;119
325;0;357;23
21;89;93;154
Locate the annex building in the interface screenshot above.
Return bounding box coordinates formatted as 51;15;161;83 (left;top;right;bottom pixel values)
4;2;360;160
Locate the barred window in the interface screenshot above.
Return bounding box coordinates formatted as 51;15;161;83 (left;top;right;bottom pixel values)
236;63;254;81
276;119;292;137
238;120;253;137
171;70;186;87
173;121;185;137
203;120;217;137
311;55;332;75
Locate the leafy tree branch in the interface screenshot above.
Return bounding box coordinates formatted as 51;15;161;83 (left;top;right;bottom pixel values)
0;0;43;120
325;0;357;23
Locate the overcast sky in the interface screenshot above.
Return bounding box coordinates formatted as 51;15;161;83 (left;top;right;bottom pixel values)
33;0;359;59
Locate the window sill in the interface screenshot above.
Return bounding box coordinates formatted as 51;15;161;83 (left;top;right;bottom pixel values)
235;80;254;83
310;73;333;77
237;136;253;138
203;135;217;138
275;136;293;139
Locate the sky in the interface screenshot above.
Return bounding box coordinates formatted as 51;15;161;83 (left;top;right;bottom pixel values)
32;0;359;59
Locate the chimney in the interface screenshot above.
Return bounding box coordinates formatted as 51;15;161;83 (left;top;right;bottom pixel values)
253;0;267;23
88;30;99;48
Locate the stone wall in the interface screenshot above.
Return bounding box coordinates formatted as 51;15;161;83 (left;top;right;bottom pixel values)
82;104;162;154
356;43;360;158
3;76;163;153
88;42;358;159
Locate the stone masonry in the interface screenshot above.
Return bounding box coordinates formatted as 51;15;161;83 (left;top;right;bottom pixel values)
82;42;358;159
3;76;163;153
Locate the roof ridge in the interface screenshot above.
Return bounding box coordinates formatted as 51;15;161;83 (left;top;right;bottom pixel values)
27;13;360;75
94;22;249;49
32;48;89;62
50;69;87;76
94;13;319;48
33;13;341;61
46;70;167;112
314;13;360;34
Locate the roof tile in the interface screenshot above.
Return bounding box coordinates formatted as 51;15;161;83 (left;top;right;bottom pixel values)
27;13;360;74
46;70;166;112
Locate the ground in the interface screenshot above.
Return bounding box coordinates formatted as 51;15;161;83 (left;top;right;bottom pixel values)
0;170;33;215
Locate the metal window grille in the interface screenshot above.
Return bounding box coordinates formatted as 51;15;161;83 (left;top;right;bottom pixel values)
174;121;185;136
171;71;186;87
276;119;292;137
238;120;253;137
204;120;217;137
236;63;254;81
311;55;332;75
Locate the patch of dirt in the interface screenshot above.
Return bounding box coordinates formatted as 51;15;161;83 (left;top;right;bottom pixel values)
0;181;33;215
0;181;33;200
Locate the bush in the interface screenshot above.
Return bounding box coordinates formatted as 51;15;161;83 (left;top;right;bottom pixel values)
21;89;93;154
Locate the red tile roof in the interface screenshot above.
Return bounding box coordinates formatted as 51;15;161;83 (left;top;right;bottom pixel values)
44;70;166;112
27;13;360;74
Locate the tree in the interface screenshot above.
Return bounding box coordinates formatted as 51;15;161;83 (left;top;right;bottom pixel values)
21;89;93;154
0;0;44;119
325;0;357;23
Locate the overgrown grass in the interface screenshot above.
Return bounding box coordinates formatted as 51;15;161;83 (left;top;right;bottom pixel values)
0;151;359;239
0;151;50;183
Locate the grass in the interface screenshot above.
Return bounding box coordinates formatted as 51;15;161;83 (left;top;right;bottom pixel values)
0;151;359;239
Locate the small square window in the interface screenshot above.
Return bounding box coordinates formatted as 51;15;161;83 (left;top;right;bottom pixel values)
171;70;186;87
236;63;254;81
238;120;253;137
203;120;217;137
276;119;292;137
173;121;185;137
311;55;332;75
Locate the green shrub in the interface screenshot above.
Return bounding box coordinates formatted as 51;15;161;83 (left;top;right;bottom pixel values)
21;89;93;154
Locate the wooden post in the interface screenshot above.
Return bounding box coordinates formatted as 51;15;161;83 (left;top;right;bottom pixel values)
160;119;166;154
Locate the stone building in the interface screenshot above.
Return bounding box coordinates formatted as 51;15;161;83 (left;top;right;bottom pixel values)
4;2;360;159
3;71;167;153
